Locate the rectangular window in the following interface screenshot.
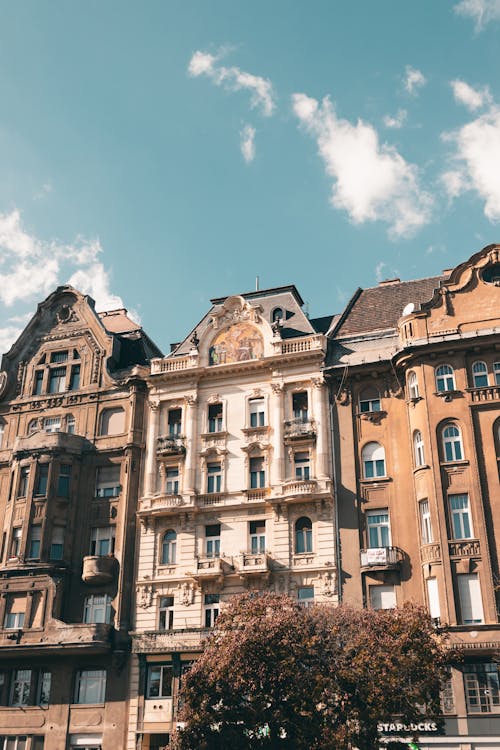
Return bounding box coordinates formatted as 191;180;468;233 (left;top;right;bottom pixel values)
68;364;80;391
419;500;433;544
204;593;220;627
18;467;29;497
450;494;473;539
294;451;310;480
249;520;266;554
292;392;308;421
168;408;182;436
49;525;65;560
43;417;61;433
84;594;112;624
426;577;441;620
57;464;72;497
494;362;500;386
298;586;314;608
37;671;51;707
50;350;68;363
4;595;25;629
205;524;220;558
458;573;484;624
0;738;29;750
366;510;391;548
95;465;121;497
147;664;173;698
27;526;42;560
464;663;500;713
165;466;179;495
90;527;115;556
249;398;265;427
370;585;396;610
159;596;174;630
249;457;265;488
10;669;32;706
48;367;66;394
10;527;22;558
207;463;221;494
35;464;49;496
208;403;223;433
74;669;106;704
33;370;44;395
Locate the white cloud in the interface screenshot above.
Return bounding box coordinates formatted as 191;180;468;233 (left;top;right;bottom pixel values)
292;93;432;238
188;49;275;116
375;261;387;282
0;325;23;354
404;66;426;96
68;264;124;313
441;107;500;221
383;109;407;129
33;182;53;201
240;124;256;163
451;79;492;111
454;0;500;31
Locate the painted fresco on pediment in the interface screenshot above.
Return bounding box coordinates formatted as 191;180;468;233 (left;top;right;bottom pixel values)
208;323;264;366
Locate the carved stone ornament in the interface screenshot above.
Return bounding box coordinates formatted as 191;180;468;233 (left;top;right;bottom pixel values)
210;295;262;329
321;569;336;597
55;304;78;324
179;582;195;606
0;371;8;399
15;361;26;396
137;584;154;609
270;381;284;395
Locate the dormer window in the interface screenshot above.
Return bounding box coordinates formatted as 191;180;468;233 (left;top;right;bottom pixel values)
272;307;284;323
48;367;66;394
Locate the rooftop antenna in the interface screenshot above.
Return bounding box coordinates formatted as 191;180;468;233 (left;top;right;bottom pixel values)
305;301;310;318
256;275;260;291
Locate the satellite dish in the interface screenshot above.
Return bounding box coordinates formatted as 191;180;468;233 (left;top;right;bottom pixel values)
402;302;415;317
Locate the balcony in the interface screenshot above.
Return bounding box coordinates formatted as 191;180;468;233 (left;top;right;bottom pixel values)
281;478;318;500
448;539;481;558
138;494;192;517
13;430;87;459
82;555;116;584
243;487;270;502
132;627;210;653
156;435;186;456
284;418;316;442
0;621;112;657
421;543;441;564
360;546;404;571
468;385;500;403
190;556;228;583
238;552;271;579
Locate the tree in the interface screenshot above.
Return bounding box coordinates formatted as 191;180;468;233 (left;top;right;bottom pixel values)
172;592;450;750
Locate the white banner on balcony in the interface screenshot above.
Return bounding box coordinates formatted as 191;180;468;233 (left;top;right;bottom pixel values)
365;548;388;565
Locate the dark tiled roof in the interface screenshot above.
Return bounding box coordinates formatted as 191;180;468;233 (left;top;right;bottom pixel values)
310;314;336;333
336;276;444;336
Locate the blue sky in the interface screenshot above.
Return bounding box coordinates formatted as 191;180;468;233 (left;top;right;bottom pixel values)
0;0;499;353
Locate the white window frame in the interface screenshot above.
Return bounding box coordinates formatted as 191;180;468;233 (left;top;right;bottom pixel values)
464;663;500;714
159;596;175;630
294;451;310;480
43;416;62;433
408;371;419;399
369;585;396;610
95;465;121;498
204;594;220;628
249;456;265;489
74;669;106;704
49;525;65;560
205;524;221;558
457;573;484;625
89;526;115;557
249;520;266;554
472;361;488;388
27;525;42;559
249;397;265;428
207;402;223;433
419;500;433;544
435;364;455;392
450;494;473;539
297;586;314;608
83;594;112;624
362;442;386;479
413;430;425;467
442;424;464;462
494;362;500;386
366;510;391;548
206;462;222;494
426;577;440;620
10;669;32;706
161;530;177;565
146;663;173;698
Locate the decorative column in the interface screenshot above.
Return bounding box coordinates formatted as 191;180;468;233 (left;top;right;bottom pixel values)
271;382;285;487
144;398;160;497
183;394;198;494
312;376;329;479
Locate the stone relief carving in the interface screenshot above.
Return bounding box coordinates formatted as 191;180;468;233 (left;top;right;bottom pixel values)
55;304;79;324
137;584;154;609
179;582;195;606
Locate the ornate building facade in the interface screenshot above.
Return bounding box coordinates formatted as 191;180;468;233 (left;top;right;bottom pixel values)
326;245;500;749
127;287;336;750
0;286;161;750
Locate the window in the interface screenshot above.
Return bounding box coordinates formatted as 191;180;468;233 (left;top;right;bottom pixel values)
84;595;112;624
74;669;106;704
419;500;433;544
413;430;425;467
204;594;220;627
90;527;115;556
0;420;5;449
10;527;22;558
147;664;173;698
68;364;80;391
362;442;386;478
48;367;66;394
159;596;174;630
426;578;440;620
10;669;32;706
35;464;49;496
208;403;223;433
249;457;265;488
249;520;266;554
165;466;179;495
49;525;65;560
43;416;61;433
464;663;500;713
370;585;396;610
0;738;32;750
435;364;455;392
442;424;464;462
33;370;44;395
18;467;29;497
205;524;220;558
292;392;308;421
294;451;310;480
51;350;68;364
207;462;221;494
450;494;473;539
161;530;177;565
27;526;41;559
494;362;500;385
272;307;284;323
168;408;182;437
99;408;125;436
57;464;72;497
66;414;76;434
249;398;265;427
295;517;312;554
366;510;391;548
458;573;484;624
298;586;314;608
472;361;488;388
95;465;120;497
359;386;381;413
4;595;25;629
408;371;419;399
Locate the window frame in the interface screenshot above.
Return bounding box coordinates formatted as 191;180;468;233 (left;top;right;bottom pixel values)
442;424;464;462
295;516;313;554
419;500;433;544
449;493;473;540
204;593;220;628
146;663;173;699
89;526;115;557
161;530;177;565
207;402;223;433
435;364;456;393
249;520;266;554
158;596;175;631
366;509;391;548
413;430;425;467
83;594;112;624
472;360;488;388
294;451;310;480
74;669;107;705
206;462;222;494
249;456;265;489
408;371;419;399
361;442;386;479
205;524;221;558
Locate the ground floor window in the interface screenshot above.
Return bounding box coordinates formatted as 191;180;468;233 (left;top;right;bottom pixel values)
463;663;500;713
73;669;106;704
146;664;173;698
148;735;169;750
0;739;44;750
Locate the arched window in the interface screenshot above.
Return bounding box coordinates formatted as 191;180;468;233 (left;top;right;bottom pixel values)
99;408;125;436
494;362;500;386
472;361;488;388
295;517;312;554
271;307;284;323
359;386;381;413
408;371;419;399
66;414;75;434
435;365;455;393
28;419;39;435
442;424;464;462
362;442;386;478
161;530;177;565
413;430;425;467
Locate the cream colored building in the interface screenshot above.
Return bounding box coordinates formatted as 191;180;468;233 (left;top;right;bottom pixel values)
128;287;336;750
